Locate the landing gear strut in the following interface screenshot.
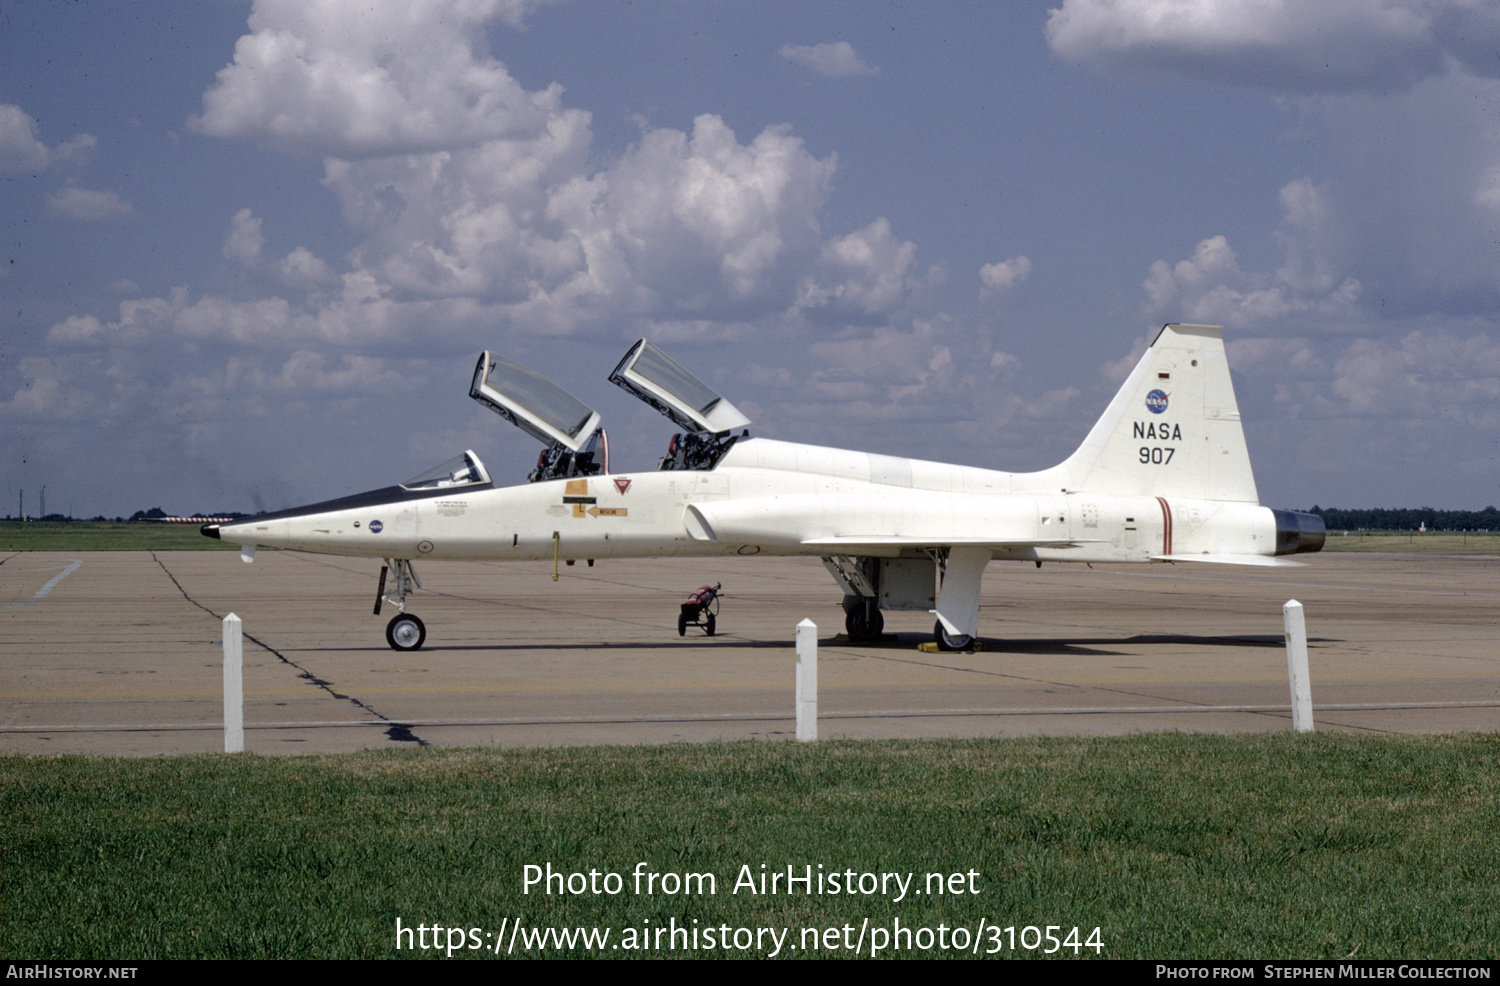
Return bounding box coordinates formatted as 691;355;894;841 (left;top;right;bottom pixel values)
375;559;426;651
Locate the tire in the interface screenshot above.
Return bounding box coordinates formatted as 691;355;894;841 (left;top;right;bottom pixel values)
678;612;688;637
386;613;427;651
843;597;884;639
933;620;973;652
705;612;716;637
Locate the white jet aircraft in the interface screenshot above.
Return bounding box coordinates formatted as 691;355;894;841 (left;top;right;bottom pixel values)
203;324;1324;651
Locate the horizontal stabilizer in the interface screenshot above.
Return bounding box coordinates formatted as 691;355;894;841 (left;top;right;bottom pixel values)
1153;553;1305;567
803;536;1100;549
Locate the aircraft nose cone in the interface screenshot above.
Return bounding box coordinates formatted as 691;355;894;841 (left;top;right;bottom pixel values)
201;524;221;539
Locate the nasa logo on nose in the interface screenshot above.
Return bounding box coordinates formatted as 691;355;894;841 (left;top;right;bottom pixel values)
1145;389;1169;414
369;520;384;533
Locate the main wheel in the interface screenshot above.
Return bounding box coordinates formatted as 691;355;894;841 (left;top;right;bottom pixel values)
386;613;427;651
705;612;716;636
933;620;973;652
843;597;884;639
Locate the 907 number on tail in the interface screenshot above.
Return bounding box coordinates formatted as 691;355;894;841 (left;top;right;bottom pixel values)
1140;446;1175;464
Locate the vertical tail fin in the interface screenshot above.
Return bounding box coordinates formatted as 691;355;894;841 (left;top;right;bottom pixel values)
1060;324;1259;503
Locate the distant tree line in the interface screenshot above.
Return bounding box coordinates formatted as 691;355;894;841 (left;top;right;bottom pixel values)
1306;506;1498;531
2;508;248;523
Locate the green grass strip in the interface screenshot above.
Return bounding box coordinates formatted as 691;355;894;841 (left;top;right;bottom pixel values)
0;522;240;552
1319;531;1500;553
4;734;1498;959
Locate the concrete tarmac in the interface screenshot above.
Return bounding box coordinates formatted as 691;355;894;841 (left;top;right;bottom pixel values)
1;548;1495;754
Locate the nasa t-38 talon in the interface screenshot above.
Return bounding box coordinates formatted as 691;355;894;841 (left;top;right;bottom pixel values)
202;324;1324;651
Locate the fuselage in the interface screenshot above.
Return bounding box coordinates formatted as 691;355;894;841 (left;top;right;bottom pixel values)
209;436;1311;565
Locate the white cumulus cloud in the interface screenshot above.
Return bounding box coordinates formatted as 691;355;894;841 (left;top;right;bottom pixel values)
779;41;878;78
1142;179;1360;328
192;0;566;156
979;256;1031;300
44;187;135;221
1046;0;1500;95
794;219;919;322
223;208;338;290
0;104;52;172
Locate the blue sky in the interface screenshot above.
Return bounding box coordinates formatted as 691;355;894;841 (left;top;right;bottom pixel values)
4;0;1498;518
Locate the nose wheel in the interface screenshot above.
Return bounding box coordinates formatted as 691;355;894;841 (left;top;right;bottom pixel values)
386;613;427;651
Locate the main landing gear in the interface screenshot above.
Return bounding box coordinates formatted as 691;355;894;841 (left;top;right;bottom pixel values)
843;595;884;640
375;558;426;651
933;621;975;652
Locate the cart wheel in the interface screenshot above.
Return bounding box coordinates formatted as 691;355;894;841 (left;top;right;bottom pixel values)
678;612;688;636
705;612;716;636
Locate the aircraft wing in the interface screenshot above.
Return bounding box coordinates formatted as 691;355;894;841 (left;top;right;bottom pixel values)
683;496;1102;553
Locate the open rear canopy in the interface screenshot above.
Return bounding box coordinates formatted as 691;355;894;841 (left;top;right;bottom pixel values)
609;339;750;435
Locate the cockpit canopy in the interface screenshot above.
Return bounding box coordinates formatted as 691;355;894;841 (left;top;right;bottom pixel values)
400;451;491;491
470;351;602;452
609;339;751;436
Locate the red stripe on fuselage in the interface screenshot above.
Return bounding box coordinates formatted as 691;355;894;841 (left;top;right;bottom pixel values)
1156;496;1173;556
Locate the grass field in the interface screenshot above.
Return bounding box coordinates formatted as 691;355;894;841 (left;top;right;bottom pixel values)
1318;530;1500;553
0;521;240;552
4;734;1497;960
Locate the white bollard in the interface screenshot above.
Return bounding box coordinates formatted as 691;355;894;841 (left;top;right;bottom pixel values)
1283;600;1314;733
795;618;818;742
223;613;245;753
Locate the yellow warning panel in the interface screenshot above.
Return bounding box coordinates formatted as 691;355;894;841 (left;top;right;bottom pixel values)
572;503;587;518
565;479;588;496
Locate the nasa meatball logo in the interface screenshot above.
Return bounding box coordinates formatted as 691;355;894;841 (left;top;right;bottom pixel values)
1145;389;1169;414
369;519;384;533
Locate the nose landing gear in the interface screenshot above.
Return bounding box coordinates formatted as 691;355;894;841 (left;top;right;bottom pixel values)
376;559;427;651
